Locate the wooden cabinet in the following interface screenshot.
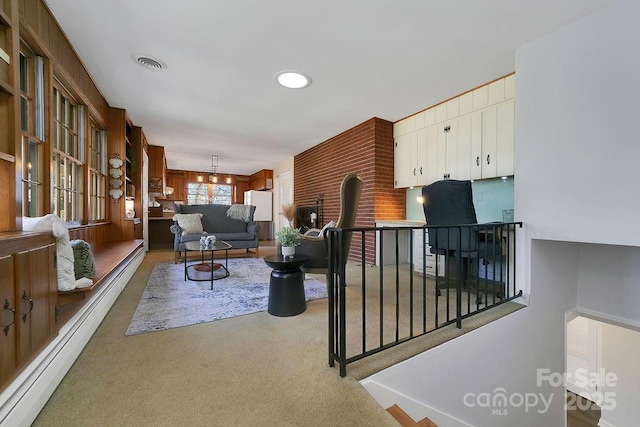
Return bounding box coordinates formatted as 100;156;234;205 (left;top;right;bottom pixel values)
234;176;250;204
148;145;166;196
0;232;57;389
393;74;515;188
165;170;185;202
148;218;173;249
249;169;273;191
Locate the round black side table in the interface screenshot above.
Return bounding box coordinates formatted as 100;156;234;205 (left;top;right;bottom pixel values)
263;254;309;317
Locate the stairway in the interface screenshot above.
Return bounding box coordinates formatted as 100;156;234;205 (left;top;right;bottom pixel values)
387;404;437;427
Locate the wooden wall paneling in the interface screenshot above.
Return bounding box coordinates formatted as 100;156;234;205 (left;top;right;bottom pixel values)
19;0;109;124
0;0;19;231
131;127;144;223
0;149;14;232
67;223;110;250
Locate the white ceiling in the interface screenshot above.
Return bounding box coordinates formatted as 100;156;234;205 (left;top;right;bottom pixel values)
45;0;610;175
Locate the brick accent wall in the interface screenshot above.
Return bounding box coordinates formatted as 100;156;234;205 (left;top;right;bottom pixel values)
294;117;405;265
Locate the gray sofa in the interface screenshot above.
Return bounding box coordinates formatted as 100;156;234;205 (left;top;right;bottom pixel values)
170;203;260;263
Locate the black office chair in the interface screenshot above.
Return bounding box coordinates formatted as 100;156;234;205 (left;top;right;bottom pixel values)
421;180;503;304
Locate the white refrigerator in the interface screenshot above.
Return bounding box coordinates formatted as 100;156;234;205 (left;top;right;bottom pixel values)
244;190;273;239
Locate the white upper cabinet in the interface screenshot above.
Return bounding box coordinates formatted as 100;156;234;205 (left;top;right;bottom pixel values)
456;111;483;181
394;133;413;188
393;74;515;188
437;118;458;181
394;130;428;188
482;99;515;178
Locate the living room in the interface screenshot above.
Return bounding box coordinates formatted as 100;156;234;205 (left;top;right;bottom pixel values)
2;1;640;426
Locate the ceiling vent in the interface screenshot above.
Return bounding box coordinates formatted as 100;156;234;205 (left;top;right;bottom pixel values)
132;54;167;71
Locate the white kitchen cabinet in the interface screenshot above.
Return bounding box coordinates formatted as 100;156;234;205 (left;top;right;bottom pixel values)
394;133;413;188
425;125;439;185
392;74;515;188
394;130;428;188
456;111;483;181
481;99;515;178
412;228;444;277
436;118;458;181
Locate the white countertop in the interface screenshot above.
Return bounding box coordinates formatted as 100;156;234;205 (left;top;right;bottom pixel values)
375;219;426;227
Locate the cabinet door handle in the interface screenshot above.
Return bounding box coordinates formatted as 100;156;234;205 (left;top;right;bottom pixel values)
486;154;491;165
21;290;34;323
413;168;416;176
420;167;423;175
2;299;16;336
476;156;480;166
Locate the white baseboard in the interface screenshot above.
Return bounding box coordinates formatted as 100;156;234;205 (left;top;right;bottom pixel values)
0;248;145;427
361;379;471;427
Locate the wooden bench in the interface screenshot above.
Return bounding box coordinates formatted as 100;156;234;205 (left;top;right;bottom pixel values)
58;239;144;307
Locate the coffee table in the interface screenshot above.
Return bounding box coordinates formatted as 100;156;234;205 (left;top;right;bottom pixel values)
263;254;309;317
183;240;232;289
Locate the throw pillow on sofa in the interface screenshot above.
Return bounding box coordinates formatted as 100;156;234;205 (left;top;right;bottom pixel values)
173;213;204;234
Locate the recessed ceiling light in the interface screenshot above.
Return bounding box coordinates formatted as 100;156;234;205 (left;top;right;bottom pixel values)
132;54;167;71
275;71;311;89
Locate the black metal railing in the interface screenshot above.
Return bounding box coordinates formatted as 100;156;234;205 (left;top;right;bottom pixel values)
327;222;523;377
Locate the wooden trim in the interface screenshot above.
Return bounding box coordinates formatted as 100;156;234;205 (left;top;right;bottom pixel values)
0;151;15;162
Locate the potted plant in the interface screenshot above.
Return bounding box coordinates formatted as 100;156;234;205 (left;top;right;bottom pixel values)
275;226;301;258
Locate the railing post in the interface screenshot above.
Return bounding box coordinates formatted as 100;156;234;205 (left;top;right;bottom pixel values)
327;229;335;368
456;226;462;329
338;229;347;378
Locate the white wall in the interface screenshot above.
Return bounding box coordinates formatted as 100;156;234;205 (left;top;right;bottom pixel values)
577;244;640;328
365;240;580;426
364;1;640;425
600;322;640;426
515;0;640;248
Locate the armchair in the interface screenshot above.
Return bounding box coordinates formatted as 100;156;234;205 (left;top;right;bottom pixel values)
296;173;363;275
421;180;503;303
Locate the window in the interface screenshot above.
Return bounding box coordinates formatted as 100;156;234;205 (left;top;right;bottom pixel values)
187;183;209;205
186;183;232;205
52;83;83;222
212;184;232;205
19;43;45;217
88;121;106;220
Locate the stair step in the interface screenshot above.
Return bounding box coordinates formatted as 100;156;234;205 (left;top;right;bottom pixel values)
386;404;437;427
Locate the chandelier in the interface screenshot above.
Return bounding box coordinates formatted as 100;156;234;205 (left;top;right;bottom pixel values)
208;155;232;184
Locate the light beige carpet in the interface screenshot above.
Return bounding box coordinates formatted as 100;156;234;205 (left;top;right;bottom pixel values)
33;247;523;426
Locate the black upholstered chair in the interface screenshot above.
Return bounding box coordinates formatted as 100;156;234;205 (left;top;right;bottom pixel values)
421;180;502;303
296;172;363;275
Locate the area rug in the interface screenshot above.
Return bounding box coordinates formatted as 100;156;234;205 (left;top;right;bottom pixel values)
125;258;327;335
